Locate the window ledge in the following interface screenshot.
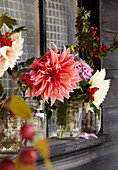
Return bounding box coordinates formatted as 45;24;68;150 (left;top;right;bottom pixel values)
0;133;111;162
38;132;111;161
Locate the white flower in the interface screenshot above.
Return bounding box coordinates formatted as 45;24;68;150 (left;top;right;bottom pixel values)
89;69;110;109
0;24;24;77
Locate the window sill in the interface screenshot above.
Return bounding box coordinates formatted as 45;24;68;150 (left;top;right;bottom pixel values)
0;133;111;162
37;132;111;162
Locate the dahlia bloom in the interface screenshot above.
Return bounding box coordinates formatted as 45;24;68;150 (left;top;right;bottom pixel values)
0;24;24;77
76;57;93;81
27;43;81;105
89;69;110;109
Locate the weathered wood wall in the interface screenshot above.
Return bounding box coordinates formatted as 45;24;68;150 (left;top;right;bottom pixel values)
101;0;118;143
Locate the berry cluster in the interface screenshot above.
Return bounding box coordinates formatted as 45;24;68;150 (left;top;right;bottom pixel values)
21;74;33;87
0;32;12;47
90;26;99;41
87;87;99;101
0;123;37;169
75;7;118;70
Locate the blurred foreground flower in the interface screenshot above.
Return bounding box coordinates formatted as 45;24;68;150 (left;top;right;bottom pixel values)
26;43;81;105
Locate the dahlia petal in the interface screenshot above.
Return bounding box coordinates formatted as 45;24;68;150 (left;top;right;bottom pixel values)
50;42;58;53
25;88;31;97
59;46;66;62
3;23;10;34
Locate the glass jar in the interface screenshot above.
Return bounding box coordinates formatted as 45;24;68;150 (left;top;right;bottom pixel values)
49;100;101;139
81;103;101;134
0;115;23;152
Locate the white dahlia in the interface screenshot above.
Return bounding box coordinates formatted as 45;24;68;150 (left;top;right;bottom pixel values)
89;69;110;109
0;24;24;77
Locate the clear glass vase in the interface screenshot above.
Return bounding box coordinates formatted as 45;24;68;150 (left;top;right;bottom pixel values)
81;103;101;134
49;100;101;139
50;99;83;139
0;115;23;152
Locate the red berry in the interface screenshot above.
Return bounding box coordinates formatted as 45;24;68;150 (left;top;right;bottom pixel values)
92;87;99;92
1;35;5;39
90;95;94;101
90;26;94;30
116;42;118;46
0;159;14;170
97;54;100;58
90;90;94;95
20;148;37;165
93;49;96;52
94;55;98;58
11;113;16;117
2;39;6;43
99;45;101;48
99;48;102;52
102;44;106;47
1;42;5;47
6;32;10;37
95;27;98;30
103;48;107;52
87;88;91;93
81;47;84;51
20;123;36;141
89;52;93;57
7;38;12;43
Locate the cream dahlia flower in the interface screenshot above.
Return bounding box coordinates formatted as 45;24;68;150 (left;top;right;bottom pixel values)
89;69;110;109
0;24;24;77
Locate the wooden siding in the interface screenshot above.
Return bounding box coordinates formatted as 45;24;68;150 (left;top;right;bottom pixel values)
101;0;118;143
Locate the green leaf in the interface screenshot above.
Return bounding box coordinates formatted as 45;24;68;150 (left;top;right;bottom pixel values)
80;80;88;86
0;84;3;96
0;13;17;29
25;57;35;66
11;26;28;35
1;93;7;101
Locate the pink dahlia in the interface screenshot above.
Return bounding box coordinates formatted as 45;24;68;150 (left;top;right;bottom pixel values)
27;43;81;105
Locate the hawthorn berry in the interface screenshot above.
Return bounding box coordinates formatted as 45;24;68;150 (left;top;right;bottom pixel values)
92;87;99;92
116;42;118;46
95;27;98;30
90;95;94;101
0;159;14;170
90;26;94;30
20;123;36;141
94;55;98;58
103;48;107;52
81;47;84;51
99;48;102;52
1;35;5;39
20;148;37;165
87;88;91;93
11;113;16;117
6;32;10;37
